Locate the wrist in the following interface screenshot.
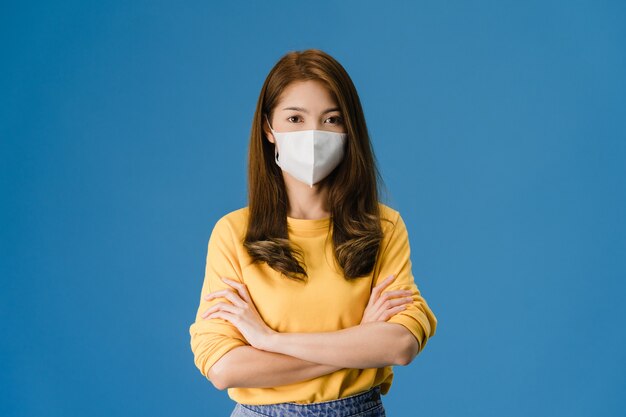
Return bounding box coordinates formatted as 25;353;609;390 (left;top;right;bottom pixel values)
261;329;282;353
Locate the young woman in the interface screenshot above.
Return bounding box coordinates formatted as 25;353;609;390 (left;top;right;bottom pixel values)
189;49;437;417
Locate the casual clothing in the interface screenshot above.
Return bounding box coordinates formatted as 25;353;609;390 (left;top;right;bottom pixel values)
189;203;437;405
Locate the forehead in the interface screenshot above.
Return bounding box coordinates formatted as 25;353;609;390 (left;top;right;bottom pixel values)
276;80;338;110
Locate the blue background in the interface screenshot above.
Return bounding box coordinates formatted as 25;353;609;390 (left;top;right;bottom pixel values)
1;1;625;416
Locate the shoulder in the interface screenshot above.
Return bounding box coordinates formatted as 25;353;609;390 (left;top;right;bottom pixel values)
372;203;412;274
210;206;249;239
377;202;402;229
377;202;410;250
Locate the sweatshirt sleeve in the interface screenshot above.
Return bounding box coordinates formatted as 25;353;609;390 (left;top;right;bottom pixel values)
189;216;248;380
374;211;438;354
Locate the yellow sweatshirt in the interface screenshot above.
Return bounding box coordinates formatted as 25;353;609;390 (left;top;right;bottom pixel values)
188;203;437;405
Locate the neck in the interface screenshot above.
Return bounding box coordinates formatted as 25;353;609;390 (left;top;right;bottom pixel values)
282;172;330;220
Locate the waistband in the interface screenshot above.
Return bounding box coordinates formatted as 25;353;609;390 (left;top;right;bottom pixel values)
239;385;382;417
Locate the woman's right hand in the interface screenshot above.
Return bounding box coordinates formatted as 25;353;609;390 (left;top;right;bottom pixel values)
360;274;414;324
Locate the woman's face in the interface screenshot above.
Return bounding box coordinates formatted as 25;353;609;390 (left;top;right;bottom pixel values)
264;79;346;145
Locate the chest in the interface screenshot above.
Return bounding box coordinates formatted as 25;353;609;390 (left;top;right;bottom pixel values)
240;237;373;332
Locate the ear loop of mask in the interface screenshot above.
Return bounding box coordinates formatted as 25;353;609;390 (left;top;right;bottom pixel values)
265;115;280;163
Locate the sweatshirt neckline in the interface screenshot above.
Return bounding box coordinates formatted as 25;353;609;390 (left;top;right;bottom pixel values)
286;215;331;231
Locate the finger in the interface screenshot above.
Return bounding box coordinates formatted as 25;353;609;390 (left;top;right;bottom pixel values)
374;274;396;291
204;289;243;307
366;275;397;308
201;302;238;318
204;289;235;301
373;296;413;317
372;274;396;294
221;277;253;304
381;289;413;299
201;302;240;318
205;310;238;324
371;274;396;299
383;297;414;309
374;290;412;310
204;289;247;308
379;304;408;321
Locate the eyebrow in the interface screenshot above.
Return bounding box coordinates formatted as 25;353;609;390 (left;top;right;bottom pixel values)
281;106;341;114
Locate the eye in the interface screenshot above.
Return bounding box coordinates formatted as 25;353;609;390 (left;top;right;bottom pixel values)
325;115;344;125
287;115;302;123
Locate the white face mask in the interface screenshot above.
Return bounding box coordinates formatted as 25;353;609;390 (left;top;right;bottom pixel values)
266;116;347;187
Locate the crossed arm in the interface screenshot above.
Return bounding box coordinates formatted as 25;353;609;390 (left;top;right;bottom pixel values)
209;321;418;390
192;212;434;391
204;275;420;390
209;345;343;390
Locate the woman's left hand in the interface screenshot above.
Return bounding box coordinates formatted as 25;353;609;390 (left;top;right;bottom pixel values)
202;277;276;350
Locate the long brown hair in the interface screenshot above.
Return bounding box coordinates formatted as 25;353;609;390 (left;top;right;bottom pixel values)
244;49;385;282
